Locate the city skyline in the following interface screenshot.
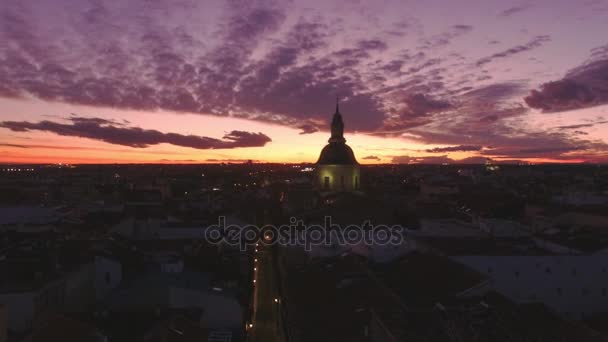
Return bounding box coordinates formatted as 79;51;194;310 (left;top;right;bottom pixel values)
1;0;608;164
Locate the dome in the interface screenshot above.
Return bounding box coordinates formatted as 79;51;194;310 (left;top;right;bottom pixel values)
317;142;359;165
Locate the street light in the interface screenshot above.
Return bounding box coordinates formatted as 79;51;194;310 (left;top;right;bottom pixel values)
274;298;279;303
254;267;257;271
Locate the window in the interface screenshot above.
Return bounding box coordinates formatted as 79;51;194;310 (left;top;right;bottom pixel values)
545;267;551;274
514;271;520;277
340;175;345;189
105;271;111;284
556;288;562;296
324;176;330;190
602;288;606;296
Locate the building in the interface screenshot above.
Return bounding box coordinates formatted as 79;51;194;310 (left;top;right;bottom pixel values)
316;100;361;192
0;304;6;342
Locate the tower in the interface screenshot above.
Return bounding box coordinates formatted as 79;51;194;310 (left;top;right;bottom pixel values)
316;98;360;192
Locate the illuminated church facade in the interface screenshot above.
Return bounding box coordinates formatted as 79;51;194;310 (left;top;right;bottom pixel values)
316;101;360;192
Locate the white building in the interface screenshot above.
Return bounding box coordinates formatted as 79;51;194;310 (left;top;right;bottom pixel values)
454;255;608;319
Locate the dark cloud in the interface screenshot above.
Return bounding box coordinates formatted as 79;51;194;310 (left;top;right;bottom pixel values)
515;146;584;155
418;25;473;50
425;145;483;153
402;93;451;117
476;35;551;66
498;5;531;17
556;119;608;130
0;116;271;149
362;155;381;161
525;59;608;112
0;143;107;151
356;39;388;51
297;123;319;135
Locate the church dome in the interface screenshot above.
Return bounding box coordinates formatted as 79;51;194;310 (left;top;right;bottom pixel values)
317;142;358;165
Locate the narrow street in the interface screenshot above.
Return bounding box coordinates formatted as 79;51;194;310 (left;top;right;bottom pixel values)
249;246;282;342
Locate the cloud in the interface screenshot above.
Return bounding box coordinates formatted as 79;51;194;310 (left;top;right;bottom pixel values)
0;116;271;149
356;39;388;51
515;146;584;155
555;119;608;130
401;93;451;118
498;5;531;17
476;35;551;66
418;24;473;50
362;155;381;161
297;123;319;135
0;1;606;163
425;145;483;153
525;59;608;112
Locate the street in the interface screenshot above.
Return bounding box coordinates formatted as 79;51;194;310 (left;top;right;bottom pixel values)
249;246;282;342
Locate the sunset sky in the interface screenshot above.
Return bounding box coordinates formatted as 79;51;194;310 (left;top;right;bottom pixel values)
1;0;608;164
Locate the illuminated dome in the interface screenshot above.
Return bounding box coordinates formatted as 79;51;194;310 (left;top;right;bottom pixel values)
317;142;358;165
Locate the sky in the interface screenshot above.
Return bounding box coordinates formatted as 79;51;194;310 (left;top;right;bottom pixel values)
1;0;608;164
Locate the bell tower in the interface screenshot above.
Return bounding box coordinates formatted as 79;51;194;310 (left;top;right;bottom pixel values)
316;98;360;193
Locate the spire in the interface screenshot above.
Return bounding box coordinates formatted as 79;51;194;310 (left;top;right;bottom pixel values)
335;95;340;114
329;97;345;144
